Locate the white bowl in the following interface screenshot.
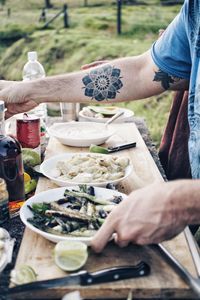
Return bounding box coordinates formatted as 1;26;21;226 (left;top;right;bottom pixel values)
79;107;134;123
20;186;127;244
47;122;115;147
40;152;132;187
0;228;13;272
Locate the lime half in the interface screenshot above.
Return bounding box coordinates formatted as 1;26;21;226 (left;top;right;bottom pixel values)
89;144;109;154
10;265;37;285
54;241;88;272
22;148;41;167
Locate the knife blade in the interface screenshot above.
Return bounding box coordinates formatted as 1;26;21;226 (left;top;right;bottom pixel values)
9;262;150;295
151;244;200;297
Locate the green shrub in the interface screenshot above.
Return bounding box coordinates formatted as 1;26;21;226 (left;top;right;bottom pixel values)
84;17;110;30
0;25;34;42
127;22;168;36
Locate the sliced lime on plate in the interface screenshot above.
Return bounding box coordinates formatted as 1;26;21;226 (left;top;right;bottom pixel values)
88;106;120;116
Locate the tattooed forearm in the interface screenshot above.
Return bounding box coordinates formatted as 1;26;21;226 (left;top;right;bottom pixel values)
153;69;181;90
82;65;123;101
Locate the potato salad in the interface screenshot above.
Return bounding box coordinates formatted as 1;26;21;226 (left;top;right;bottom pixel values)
54;154;130;183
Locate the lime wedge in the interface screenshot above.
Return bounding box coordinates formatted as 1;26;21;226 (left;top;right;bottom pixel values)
89;144;109;154
10;265;37;285
88;106;119;116
22;148;41;167
24;179;37;195
54;241;88;272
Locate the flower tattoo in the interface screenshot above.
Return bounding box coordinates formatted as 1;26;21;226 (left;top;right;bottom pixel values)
82;65;123;101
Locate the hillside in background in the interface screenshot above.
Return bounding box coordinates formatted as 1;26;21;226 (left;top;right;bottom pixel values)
0;0;182;146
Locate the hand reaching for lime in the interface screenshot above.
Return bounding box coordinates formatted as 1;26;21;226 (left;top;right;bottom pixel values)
54;241;88;272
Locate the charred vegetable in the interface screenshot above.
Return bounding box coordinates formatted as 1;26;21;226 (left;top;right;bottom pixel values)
27;185;123;237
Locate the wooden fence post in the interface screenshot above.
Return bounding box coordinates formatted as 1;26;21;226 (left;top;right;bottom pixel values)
43;4;69;29
45;0;53;9
117;0;122;35
7;7;11;17
63;4;69;28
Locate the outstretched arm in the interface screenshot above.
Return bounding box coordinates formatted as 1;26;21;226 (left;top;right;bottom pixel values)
91;180;200;252
0;50;188;105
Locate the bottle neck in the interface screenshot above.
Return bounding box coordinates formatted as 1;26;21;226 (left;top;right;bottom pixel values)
0;111;6;136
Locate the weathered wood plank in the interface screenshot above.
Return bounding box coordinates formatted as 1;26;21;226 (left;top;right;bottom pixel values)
15;123;197;299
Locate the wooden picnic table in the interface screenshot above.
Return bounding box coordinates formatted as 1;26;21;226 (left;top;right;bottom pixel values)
1;118;199;300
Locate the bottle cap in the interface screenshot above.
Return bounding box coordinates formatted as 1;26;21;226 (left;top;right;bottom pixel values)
28;51;37;61
0;100;5;112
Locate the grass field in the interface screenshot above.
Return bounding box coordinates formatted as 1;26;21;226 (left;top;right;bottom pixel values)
0;0;182;146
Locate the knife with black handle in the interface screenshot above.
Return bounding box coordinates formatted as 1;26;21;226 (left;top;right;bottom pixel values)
108;142;136;153
9;262;150;295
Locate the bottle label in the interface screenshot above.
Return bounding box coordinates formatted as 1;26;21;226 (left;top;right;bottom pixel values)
9;201;24;217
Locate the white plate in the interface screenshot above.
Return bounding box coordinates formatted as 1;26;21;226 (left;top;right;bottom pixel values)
0;228;14;273
20;186;127;244
47;122;115;147
40;153;132;187
79;107;134;123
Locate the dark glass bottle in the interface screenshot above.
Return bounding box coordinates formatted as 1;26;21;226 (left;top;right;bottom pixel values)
0;101;25;216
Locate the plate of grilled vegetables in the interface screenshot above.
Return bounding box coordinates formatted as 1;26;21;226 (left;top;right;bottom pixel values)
20;185;127;245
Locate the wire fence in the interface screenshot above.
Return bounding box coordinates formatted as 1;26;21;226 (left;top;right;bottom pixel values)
40;0;183;32
44;0;184;9
45;0;115;8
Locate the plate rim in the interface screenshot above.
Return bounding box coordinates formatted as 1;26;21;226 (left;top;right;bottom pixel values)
79;107;134;123
0;228;11;272
48;121;115;141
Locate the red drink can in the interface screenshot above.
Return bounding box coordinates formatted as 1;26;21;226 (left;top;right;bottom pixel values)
16;113;40;151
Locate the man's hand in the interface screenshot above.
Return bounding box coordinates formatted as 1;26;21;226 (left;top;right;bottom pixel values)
0;81;38;118
91;181;189;253
0;81;28;104
5;101;38;119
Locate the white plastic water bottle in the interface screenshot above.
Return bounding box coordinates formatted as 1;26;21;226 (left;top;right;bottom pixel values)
23;51;45;81
23;51;47;156
23;51;46;119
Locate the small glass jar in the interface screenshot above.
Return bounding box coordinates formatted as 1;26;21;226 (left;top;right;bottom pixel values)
0;178;9;225
60;103;80;122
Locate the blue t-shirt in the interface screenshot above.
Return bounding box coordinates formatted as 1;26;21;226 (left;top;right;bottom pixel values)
151;0;200;179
